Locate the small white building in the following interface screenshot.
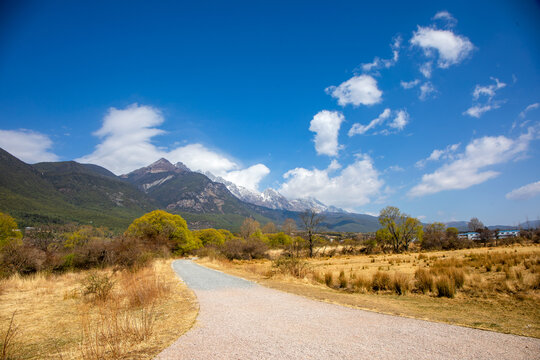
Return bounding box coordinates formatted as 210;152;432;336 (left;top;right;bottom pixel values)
497;230;520;238
458;232;480;240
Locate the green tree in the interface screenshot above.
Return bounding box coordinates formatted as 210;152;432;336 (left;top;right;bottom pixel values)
378;206;423;252
194;228;226;247
267;232;292;248
0;212;22;248
125;210;200;254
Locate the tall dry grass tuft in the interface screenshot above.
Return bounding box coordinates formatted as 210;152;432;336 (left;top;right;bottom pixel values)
1;312;19;360
436;276;455;298
392;272;410;295
78;264;172;359
371;271;391;291
414;268;434;294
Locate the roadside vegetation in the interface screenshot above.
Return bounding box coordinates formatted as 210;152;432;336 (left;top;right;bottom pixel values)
0;211;199;359
1;204;539;358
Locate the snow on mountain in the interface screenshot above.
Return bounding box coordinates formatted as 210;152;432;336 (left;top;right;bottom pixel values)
203;171;346;213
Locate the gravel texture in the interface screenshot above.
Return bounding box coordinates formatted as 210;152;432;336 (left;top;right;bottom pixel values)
156;260;540;360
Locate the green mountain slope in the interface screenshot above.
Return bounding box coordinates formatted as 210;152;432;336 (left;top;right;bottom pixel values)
0;148;155;230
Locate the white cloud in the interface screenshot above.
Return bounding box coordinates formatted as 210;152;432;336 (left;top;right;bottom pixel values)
415;143;460;168
326;75;382;107
279;154;384;208
309;110;344;157
348;108;391;136
464;78;506;118
409;130;537;197
349;109;409;136
419;62;433;78
472;78;506;100
389;110;409;130
361;36;401;72
520;102;539;118
433;11;457;26
506;181;540;200
464;104;499;118
401;79;420;89
411;26;474;68
221;164;271;191
419;82;436;100
78;103;269;190
0;129;59;163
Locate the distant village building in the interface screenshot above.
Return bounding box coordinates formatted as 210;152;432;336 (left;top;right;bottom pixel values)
497;230;520;239
458;229;520;241
458;232;480;240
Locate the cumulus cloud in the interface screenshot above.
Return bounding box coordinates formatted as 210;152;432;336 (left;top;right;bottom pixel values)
401;79;420;89
361;36;402;73
411;26;474;69
409;129;537;197
419;82;436;100
348;109;409;136
0;129;59;163
279;154;384;208
326;75;382;107
520;102;539;118
78;104;269;190
506;181;540;200
309;110;344;157
415;143;460;168
464;78;506;118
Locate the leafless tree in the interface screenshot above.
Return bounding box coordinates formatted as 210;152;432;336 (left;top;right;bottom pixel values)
299;209;325;258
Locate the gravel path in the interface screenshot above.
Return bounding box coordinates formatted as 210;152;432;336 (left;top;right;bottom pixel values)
156;260;540;360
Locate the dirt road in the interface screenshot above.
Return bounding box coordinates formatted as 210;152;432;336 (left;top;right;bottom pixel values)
156;260;540;359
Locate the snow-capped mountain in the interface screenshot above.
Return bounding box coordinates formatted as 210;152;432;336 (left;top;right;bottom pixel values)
202;171;346;213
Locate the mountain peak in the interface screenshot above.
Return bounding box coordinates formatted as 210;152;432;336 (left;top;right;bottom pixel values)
147;158;176;172
175;161;191;172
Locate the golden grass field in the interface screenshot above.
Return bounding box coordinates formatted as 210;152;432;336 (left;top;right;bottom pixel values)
199;244;540;338
0;259;198;359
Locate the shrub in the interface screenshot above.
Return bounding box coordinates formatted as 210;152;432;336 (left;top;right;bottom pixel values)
436;276;455;298
371;271;391;291
81;272;115;302
353;274;371;292
338;270;348;289
414;268;434;294
272;256;308;278
324;271;334;287
221;238;268;260
393;272;410;295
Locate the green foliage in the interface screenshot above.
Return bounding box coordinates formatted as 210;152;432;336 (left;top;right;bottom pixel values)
194;228;226;247
0;212;22;249
81;272;115;302
266;232;292;248
378;206;423;252
126;210;201;254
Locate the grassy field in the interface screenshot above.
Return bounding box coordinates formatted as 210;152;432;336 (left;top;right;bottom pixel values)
199;244;540;338
0;259;198;359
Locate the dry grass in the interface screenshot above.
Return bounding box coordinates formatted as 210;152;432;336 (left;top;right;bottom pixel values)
199;244;540;338
0;259;198;359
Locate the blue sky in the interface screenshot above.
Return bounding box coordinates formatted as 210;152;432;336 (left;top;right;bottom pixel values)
1;0;539;225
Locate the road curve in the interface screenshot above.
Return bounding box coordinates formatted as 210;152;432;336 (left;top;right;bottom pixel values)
156;260;540;360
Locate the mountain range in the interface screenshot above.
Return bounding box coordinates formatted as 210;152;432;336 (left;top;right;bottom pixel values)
0;148;379;232
0;148;530;233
